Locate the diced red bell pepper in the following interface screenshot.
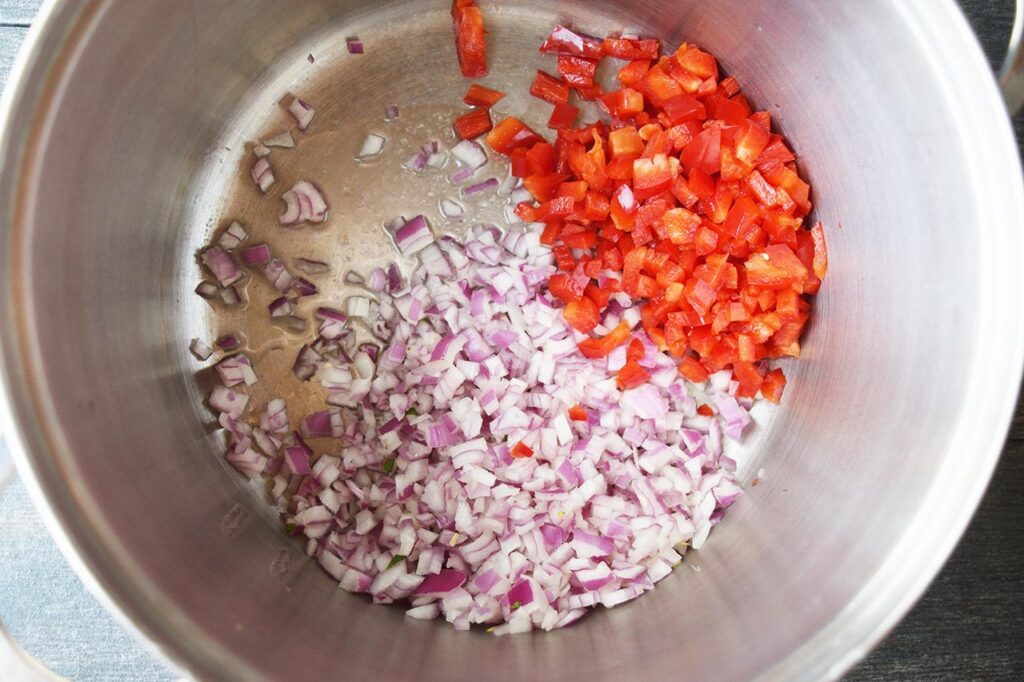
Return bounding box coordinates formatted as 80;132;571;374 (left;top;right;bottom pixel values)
809;222;828;280
509;148;529;178
557;54;599;87
523;172;567;202
463;84;505;107
530;70;571;104
600;88;645;119
662;94;706;124
632;154;676;192
563;230;598;249
662;207;701;245
618;60;651;87
608;126;645;159
756;137;796;173
674;43;718;80
454;107;492;140
539;221;562;245
602;37;660;60
486;117;544;155
760;367;787;403
510;441;534;458
548;272;586;302
744;244;809;290
679;355;710;382
616;360;651;390
564;297;601;333
732;361;764;399
568;405;589;421
540;25;604;59
548;102;580;130
713;97;750;126
526;142;557;175
576;321;633;358
553;246;575;271
452;0;488;77
681;126;722;175
626;338;645;363
640;65;684;107
735;119;770;165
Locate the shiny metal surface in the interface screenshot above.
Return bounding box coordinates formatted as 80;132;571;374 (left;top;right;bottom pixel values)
1;1;1023;681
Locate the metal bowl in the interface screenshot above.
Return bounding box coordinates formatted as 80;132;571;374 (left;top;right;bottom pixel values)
1;1;1023;680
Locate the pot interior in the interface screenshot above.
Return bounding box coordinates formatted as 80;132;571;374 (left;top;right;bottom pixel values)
2;1;1022;680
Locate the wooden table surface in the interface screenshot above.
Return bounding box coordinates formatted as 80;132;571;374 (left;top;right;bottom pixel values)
1;1;1022;680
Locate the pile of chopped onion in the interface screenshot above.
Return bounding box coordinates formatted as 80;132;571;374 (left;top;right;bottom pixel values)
201;216;750;633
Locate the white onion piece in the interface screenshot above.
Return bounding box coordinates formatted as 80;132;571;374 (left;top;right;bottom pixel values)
294;258;331;275
358;133;386;159
265;131;295;148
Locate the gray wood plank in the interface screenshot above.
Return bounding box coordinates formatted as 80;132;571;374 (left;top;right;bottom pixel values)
0;25;27;86
0;0;43;26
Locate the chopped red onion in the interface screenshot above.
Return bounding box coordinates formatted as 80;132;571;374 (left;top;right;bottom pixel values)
367;268;388;292
215;354;257;387
201;247;243;287
347;296;371;317
389;214;434;255
315;307;349;340
218;221;248;249
386;263;404;294
280;180;328;225
427;151;449;170
450;140;488;169
448;166;476;185
384;105;400;121
269;296;293;318
209;385;248;418
291;277;318;297
211;218;754;633
404;150;430;173
292;344;322;381
194;281;219;299
344;270;365;285
287;98;315;131
251;157;275;193
216;334;241;351
253;144;271;159
347;37;364;54
462;177;499;198
240;243;271;267
189;338;213;361
218;286;241;306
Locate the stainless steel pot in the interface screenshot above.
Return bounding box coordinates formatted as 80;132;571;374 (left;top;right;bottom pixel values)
2;1;1024;680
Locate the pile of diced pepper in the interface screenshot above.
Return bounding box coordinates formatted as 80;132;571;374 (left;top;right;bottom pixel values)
451;5;827;404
